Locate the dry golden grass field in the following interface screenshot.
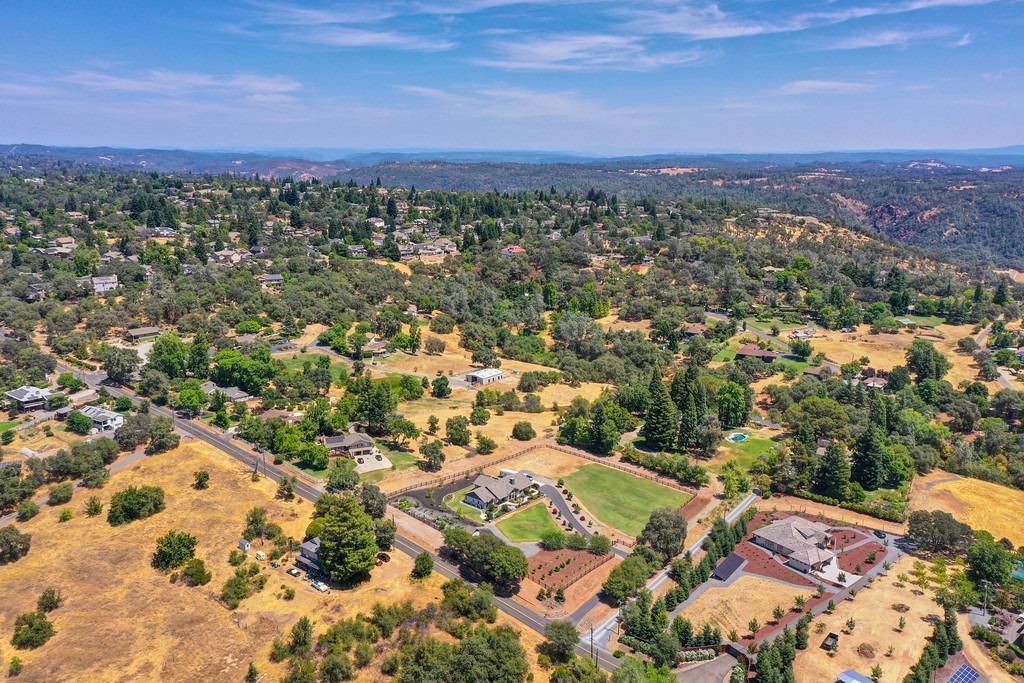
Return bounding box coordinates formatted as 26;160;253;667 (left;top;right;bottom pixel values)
795;556;940;683
809;323;996;390
910;471;1024;546
0;439;548;682
678;575;808;637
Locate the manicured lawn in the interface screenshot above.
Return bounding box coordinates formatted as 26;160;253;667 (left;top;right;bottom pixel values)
713;431;778;473
0;421;17;433
444;485;486;521
278;353;349;379
562;464;691;537
495;502;561;543
743;318;802;334
903;314;945;327
711;342;738;362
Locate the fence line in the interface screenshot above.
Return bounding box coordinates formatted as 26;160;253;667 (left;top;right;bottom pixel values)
387;439;701;500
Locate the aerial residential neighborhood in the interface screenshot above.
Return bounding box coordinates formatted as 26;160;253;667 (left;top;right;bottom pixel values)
1;2;1023;683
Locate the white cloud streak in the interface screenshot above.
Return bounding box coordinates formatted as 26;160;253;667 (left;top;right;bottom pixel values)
774;79;872;95
475;33;706;71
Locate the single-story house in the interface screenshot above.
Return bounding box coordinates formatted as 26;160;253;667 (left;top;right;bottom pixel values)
260;409;303;424
364;339;389;356
752;515;835;573
463;473;535;510
79;405;125;431
863;376;888;390
682;323;708;337
815;438;831;457
296;536;322;575
466;368;505;386
200;381;250;403
500;245;526;257
322;432;376;458
258;273;284;289
735;344;780;362
836;670;873;683
5;385;52;410
127;326;161;342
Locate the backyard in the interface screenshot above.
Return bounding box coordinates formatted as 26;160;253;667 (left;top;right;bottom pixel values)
562;464;691;537
495;501;561;543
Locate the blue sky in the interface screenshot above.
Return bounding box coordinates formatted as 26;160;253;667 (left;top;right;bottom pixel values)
1;0;1021;153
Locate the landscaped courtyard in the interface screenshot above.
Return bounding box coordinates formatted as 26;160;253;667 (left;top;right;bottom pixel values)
562;463;692;537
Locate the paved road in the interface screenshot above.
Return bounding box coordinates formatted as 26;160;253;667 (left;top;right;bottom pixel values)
50;361;622;672
973;324;1016;391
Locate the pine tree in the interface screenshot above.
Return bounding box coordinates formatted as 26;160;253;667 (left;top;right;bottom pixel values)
677;388;699;450
852;427;885;490
816;442;851;500
641;372;677;451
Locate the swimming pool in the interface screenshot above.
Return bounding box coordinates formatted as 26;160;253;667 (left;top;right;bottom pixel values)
726;432;749;443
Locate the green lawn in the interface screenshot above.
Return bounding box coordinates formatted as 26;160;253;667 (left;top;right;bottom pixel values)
444;485;486;522
495;502;561;543
743;318;802;334
711;342;738;362
361;449;419;484
903;314;945;327
0;421;17;433
278;352;350;379
714;431;778;473
562;464;691;537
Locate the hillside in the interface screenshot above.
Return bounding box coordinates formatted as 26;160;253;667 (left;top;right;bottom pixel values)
2;144;1024;265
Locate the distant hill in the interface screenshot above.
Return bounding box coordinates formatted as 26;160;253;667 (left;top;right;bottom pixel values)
2;142;1023;265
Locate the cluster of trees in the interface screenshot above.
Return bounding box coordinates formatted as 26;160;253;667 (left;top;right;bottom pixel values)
601;507;692;605
903;606;962;683
306;490;391;585
442;526;529;589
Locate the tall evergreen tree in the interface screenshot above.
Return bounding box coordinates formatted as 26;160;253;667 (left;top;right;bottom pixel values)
641;372;677;451
852;427;885;490
816;442;851;500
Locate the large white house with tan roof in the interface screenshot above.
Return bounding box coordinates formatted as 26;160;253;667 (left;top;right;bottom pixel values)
752;515;835;573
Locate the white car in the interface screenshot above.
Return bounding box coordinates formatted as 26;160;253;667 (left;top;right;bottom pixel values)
311;580;329;593
287;567;301;577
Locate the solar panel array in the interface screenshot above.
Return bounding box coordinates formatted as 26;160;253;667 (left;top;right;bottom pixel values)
947;663;980;683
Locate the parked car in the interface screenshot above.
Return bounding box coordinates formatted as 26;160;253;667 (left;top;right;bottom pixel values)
270;561;280;569
255;550;267;561
873;530;887;539
312;580;329;593
287;567;301;577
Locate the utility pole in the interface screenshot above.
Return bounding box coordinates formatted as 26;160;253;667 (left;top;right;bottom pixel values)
590;625;595;666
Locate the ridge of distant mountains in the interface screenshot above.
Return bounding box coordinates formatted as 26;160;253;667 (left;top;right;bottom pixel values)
3;142;1023;266
2;142;1023;178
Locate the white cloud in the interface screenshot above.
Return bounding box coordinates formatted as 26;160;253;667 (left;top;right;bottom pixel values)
620;0;999;41
62;69;301;97
826;27;954;49
244;1;456;51
0;82;57;98
475;33;706;71
399;83;655;123
774;79;871;95
953;32;973;46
